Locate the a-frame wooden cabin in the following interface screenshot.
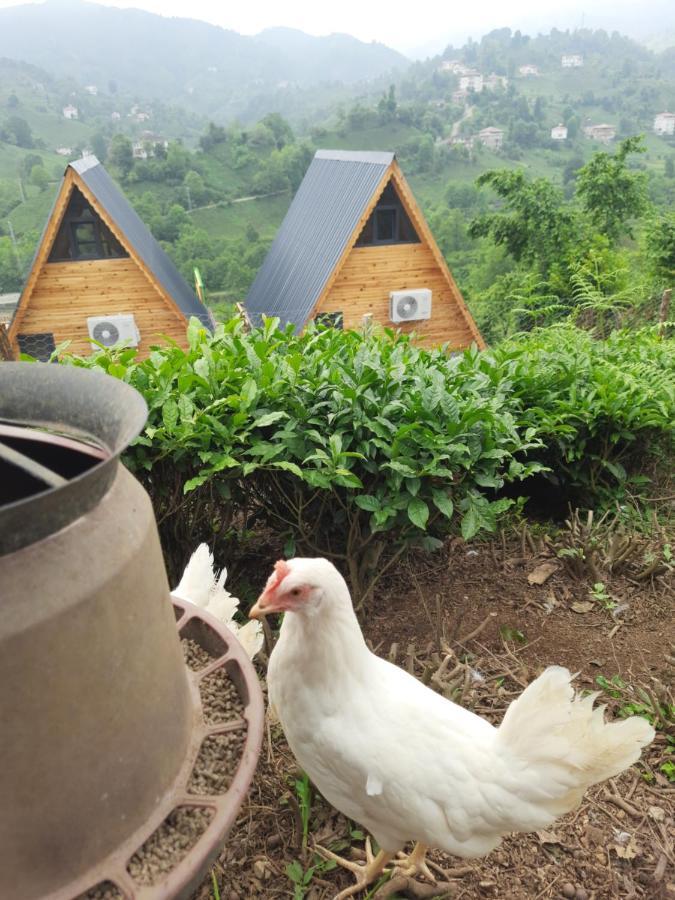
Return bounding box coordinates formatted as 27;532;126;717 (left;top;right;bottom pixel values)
245;150;484;350
8;156;212;361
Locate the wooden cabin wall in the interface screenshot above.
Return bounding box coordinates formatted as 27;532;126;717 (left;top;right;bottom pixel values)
315;242;477;350
10;258;188;358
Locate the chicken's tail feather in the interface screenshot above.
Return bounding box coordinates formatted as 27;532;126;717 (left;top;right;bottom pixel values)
497;666;654;794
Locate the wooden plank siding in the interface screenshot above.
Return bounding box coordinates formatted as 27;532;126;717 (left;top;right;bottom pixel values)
13;258;187;357
310;159;484;351
315;243;477;349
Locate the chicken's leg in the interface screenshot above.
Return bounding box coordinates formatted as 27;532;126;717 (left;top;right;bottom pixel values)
314;836;393;899
394;842;436;882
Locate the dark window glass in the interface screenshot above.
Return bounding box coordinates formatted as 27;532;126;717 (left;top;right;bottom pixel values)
48;187;128;262
315;312;343;329
375;208;396;242
355;180;420;246
17;332;56;361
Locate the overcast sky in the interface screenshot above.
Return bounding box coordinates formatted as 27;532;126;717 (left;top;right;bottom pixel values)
0;0;672;55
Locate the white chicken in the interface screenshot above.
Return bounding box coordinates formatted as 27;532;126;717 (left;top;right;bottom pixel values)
172;543;263;659
250;557;654;899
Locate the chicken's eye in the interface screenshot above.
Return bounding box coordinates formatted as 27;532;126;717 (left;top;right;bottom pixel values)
290;588;301;597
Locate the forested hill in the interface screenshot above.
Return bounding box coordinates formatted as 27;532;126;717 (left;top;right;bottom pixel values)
0;1;407;121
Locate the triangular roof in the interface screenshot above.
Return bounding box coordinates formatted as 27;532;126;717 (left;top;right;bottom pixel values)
13;156;212;331
244;149;484;348
245;150;394;330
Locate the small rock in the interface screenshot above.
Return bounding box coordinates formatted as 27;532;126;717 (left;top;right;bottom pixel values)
562;884;576;899
267;834;282;849
575;890;588;900
252;860;267;879
228;892;239;900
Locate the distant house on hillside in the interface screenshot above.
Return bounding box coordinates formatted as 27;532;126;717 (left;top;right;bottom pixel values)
654;112;675;136
584;123;616;143
440;60;472;75
561;54;583;68
55;147;73;156
132;136;169;159
452;89;468;105
245;150;484;351
129;105;151;122
518;64;539;76
84;84;98;96
551;124;568;141
111;111;121;121
62;105;78;120
459;72;484;92
8;156;212;361
477;127;505;150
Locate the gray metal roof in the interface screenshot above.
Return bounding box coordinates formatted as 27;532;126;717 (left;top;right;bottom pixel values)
245;149;394;329
70;156;213;328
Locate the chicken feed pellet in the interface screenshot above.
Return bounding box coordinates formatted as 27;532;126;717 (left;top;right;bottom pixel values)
127;806;213;885
199;668;245;724
181;637;216;671
188;730;246;795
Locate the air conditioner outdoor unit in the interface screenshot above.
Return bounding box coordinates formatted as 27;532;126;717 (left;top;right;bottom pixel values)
389;289;432;323
87;314;140;349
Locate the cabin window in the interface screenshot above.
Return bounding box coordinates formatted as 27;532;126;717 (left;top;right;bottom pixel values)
17;332;56;362
48;187;128;262
356;181;420;247
315;312;344;329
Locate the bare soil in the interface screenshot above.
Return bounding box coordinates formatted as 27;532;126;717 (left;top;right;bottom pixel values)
191;527;674;900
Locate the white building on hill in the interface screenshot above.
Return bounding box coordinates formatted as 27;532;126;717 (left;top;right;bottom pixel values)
62;104;78;119
584;123;616;143
561;54;583;68
459;72;484;92
518;64;540;76
654;112;675;136
477;127;505;150
551;123;568;140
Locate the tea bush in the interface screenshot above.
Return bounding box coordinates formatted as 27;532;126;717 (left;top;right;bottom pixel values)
493;324;675;500
66;318;541;597
63;319;674;596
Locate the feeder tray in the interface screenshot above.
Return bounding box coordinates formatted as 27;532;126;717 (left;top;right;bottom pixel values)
0;363;264;900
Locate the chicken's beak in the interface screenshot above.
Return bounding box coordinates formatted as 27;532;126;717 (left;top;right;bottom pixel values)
249;587;275;619
248;597;266;620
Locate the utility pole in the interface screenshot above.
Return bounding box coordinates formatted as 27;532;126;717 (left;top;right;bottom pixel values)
7;220;23;277
17;178;26;203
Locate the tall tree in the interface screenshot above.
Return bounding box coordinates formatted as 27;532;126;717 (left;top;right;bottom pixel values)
575;137;649;242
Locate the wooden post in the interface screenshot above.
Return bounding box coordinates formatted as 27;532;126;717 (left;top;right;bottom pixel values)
0;323;15;361
658;288;672;337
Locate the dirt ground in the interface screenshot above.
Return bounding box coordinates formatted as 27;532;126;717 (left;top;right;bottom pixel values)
192;520;674;900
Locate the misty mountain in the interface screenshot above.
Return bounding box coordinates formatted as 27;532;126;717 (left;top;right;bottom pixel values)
0;0;408;119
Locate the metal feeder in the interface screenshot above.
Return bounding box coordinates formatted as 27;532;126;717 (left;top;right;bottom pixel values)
0;362;264;900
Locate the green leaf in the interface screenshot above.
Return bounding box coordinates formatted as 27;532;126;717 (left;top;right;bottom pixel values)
407;497;429;530
432;489;454;518
461;507;479;541
240;378;257;408
355;495;380;512
162;398;179;431
254;410;288;428
272;461;303;478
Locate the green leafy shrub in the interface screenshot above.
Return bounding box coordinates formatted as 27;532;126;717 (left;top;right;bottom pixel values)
63;320;674;596
66;318;541;598
493;324;675;500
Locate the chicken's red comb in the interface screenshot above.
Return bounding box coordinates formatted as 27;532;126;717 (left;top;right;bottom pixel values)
271;559;291;588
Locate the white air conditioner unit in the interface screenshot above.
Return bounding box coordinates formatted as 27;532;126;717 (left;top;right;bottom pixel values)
389;288;432;323
87;314;140;349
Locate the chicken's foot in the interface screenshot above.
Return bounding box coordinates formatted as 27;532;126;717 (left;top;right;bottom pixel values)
394;842;436;882
314;836;393;900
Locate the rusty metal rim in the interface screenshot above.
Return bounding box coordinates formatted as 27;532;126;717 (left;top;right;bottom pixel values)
46;599;265;900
